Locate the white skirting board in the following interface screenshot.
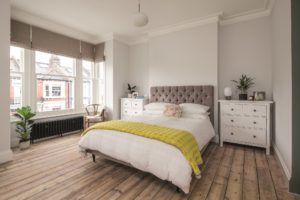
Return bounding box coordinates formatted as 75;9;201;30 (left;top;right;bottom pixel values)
273;144;291;180
0;149;13;164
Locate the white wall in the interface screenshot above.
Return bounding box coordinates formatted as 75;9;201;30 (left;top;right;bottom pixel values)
113;40;130;119
148;23;218;89
271;0;292;177
104;40;114;120
104;39;130;120
0;0;13;163
129;43;149;96
219;16;273;100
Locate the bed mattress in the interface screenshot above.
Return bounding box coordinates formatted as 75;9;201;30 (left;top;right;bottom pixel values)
78;115;215;193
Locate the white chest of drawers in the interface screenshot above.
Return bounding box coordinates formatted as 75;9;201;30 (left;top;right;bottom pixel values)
219;100;273;154
121;98;148;120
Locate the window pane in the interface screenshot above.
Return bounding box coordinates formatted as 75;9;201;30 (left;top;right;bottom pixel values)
96;61;105;104
83;79;92;107
10;74;22;112
10;46;24;113
99;62;105;80
36;76;74;112
10;46;24;73
82;60;93;78
35;51;75;76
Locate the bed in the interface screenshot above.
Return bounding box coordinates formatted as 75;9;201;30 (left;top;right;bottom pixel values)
78;85;215;194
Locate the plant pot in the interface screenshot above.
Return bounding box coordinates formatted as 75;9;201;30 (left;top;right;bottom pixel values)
128;93;132;98
239;94;248;100
19;140;30;150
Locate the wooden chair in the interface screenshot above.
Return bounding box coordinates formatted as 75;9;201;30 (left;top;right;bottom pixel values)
84;104;105;129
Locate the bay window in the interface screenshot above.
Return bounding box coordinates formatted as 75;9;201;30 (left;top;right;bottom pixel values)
9;46;106;115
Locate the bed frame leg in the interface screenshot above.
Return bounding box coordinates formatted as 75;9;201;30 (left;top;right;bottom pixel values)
92;154;96;162
176;187;181;193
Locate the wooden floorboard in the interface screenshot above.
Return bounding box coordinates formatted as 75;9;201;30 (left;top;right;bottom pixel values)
0;133;297;200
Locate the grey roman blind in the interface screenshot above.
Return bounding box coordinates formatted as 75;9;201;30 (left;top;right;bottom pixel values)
10;20;31;48
95;43;105;62
81;41;95;61
10;19;106;62
31;26;81;58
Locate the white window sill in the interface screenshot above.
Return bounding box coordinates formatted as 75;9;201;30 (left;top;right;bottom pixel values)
10;111;86;123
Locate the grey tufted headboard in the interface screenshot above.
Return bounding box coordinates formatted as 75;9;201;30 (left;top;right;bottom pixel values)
150;85;214;124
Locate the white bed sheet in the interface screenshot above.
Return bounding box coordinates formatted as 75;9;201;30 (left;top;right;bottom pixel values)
78;114;215;193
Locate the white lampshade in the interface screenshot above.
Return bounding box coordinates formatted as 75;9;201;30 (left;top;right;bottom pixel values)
224;87;232;97
133;12;149;27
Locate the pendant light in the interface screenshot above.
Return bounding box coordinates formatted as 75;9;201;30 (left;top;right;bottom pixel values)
133;0;148;27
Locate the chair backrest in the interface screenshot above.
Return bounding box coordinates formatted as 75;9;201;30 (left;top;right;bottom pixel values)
85;104;104;116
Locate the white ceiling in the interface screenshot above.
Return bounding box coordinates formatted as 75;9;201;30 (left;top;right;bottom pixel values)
10;0;270;43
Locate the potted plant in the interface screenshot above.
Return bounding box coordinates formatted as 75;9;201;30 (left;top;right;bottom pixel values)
14;106;36;150
231;74;255;100
127;83;136;98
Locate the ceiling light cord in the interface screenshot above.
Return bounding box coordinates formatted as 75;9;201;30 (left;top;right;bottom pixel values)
138;0;141;13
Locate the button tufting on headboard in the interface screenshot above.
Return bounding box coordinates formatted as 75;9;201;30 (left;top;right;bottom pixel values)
150;85;214;124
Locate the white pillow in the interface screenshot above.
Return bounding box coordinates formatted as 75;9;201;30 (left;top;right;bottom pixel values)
181;113;209;119
180;103;210;114
143;109;164;116
144;102;173;111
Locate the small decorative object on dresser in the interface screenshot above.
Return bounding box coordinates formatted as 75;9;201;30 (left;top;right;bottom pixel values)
219;100;273;154
253;91;266;101
121;98;148;119
224;87;233;100
132;91;139;98
127;83;136;98
231;74;255;100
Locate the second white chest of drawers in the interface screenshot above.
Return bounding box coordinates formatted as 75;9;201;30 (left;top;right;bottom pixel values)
219;100;273;154
121;98;148;120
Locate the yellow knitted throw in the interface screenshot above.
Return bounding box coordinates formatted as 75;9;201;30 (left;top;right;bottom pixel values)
82;120;203;175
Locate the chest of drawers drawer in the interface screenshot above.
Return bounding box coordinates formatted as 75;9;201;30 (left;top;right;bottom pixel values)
222;127;266;146
222;103;243;115
222;116;266;129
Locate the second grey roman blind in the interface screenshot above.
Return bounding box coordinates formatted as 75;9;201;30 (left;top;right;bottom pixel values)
95;43;105;62
11;20;31;48
31;26;81;59
81;41;95;61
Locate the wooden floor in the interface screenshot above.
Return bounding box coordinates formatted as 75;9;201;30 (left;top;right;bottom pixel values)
0;134;299;200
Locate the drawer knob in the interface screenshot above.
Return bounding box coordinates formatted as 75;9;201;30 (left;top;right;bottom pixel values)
253;135;257;138
253;121;257;124
231;108;234;111
253;109;257;112
230;132;234;135
231;119;234;122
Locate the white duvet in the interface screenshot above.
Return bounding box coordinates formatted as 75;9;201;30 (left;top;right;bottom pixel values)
78;115;215;193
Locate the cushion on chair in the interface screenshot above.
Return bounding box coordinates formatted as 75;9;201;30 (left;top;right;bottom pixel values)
86;115;104;123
